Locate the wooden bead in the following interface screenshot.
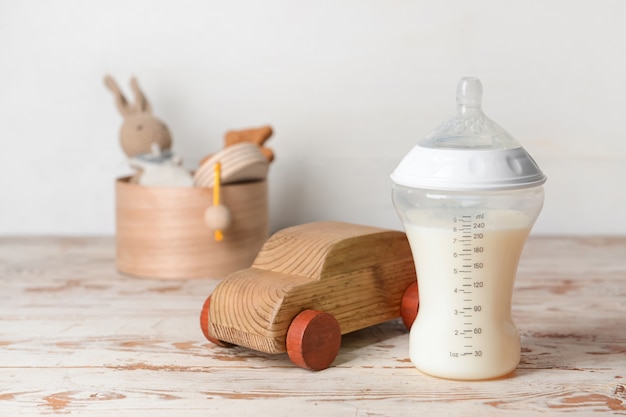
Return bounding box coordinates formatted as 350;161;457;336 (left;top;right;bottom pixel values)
204;205;231;231
400;281;419;330
286;310;341;371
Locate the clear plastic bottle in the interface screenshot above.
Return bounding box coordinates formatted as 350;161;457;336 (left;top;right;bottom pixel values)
391;77;546;380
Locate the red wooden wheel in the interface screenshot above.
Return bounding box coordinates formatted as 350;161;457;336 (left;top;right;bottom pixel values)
286;310;341;371
200;295;234;348
400;281;419;330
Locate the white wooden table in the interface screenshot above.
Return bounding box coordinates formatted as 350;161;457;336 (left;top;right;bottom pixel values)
1;237;625;416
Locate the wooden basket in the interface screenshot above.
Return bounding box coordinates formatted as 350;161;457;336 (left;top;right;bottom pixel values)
115;177;269;279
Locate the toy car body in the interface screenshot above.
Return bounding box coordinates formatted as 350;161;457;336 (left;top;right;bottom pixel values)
200;221;418;370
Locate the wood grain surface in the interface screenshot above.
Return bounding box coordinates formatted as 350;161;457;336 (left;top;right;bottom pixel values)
1;236;625;416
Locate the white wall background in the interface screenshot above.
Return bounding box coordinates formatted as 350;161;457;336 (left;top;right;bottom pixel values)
1;0;625;236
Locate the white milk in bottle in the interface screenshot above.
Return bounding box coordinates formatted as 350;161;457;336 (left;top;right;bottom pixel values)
404;209;533;379
391;77;546;380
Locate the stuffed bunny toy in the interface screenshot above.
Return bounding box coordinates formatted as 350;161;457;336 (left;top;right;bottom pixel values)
105;75;193;187
104;76;173;158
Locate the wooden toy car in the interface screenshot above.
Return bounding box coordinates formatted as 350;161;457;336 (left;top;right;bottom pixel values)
200;221;419;370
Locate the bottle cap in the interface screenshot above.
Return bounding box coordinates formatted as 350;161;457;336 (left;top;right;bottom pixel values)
391;77;546;190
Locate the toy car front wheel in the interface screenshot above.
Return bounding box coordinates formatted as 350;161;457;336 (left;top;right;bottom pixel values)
200;295;234;348
286;310;341;371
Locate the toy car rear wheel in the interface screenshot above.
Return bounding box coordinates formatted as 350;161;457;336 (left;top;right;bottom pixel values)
200;295;235;348
286;310;341;371
400;281;419;330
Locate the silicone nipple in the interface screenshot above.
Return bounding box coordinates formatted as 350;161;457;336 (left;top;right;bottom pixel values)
456;77;483;109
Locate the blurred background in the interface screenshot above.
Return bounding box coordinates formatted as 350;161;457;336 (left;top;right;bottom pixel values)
1;0;624;236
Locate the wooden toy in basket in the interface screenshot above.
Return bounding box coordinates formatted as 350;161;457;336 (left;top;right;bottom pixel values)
200;222;420;370
114;138;272;278
106;75;275;279
115;138;272;279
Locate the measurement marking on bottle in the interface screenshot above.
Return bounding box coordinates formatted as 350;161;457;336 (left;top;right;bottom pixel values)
452;213;488;363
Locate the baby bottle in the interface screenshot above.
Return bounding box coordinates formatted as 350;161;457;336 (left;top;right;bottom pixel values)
391;77;546;380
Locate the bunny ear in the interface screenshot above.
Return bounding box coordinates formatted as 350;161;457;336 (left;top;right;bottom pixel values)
104;75;131;117
130;77;152;114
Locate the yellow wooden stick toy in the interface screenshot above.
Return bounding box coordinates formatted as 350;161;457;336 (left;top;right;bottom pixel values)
204;161;231;241
213;162;223;241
